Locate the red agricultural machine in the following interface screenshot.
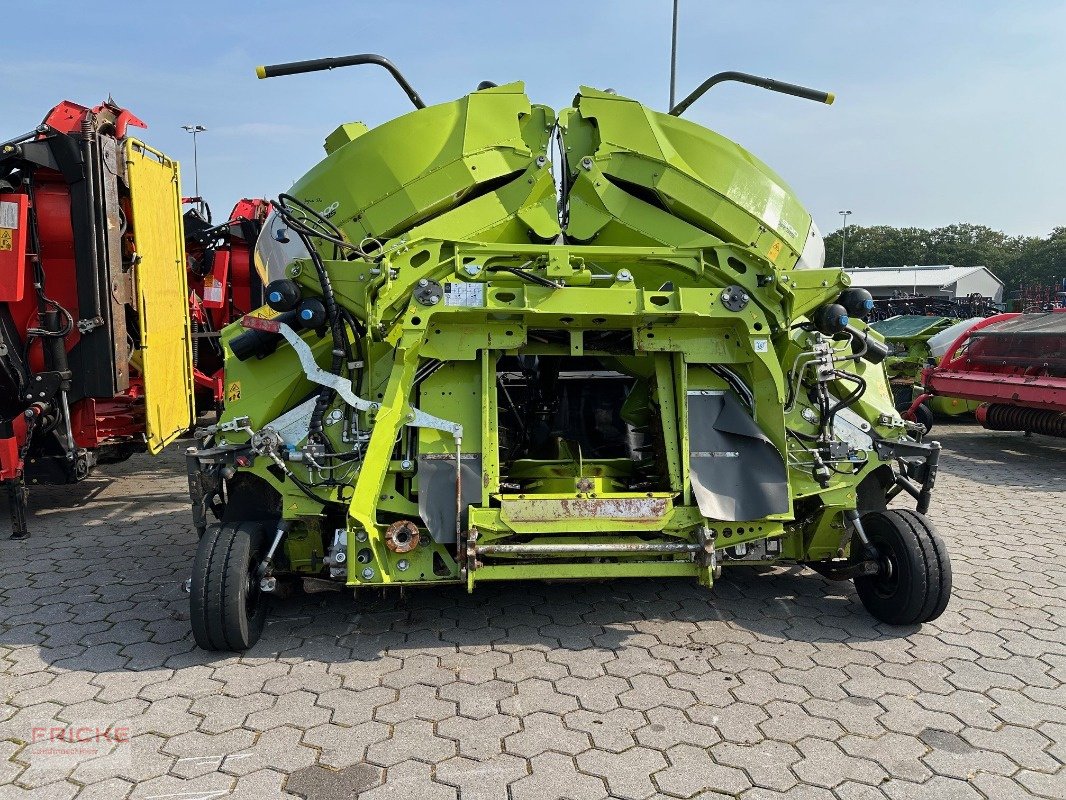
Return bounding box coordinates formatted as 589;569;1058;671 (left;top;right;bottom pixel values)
183;198;270;405
0;100;271;538
921;310;1066;438
0;99;196;538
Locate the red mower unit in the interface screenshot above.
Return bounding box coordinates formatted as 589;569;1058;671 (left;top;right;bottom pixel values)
0;100;194;538
183;198;270;406
921;311;1066;438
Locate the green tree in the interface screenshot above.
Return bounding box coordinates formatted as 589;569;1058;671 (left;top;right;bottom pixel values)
823;223;1064;295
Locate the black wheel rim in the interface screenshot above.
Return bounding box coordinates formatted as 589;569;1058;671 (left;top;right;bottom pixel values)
867;537;901;599
245;553;262;617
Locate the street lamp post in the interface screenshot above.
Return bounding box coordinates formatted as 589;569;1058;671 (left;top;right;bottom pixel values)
838;209;852;269
181;124;207;203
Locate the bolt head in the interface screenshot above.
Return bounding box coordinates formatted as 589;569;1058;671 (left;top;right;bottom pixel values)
361;567;374;580
397;559;409;571
400;459;414;470
418;278;428;287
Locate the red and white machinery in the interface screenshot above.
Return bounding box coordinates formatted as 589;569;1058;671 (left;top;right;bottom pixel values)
0;100;194;538
183;198;270;405
922;310;1066;438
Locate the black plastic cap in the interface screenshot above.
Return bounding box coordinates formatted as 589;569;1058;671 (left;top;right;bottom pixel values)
813;303;850;335
266;279;302;312
295;298;327;329
837;288;875;321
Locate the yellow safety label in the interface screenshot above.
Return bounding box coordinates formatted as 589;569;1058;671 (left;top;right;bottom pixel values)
226;381;242;403
0;230;12;251
767;239;782;262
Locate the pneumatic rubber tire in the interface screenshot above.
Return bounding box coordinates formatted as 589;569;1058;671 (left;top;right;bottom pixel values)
914;403;935;434
854;509;951;625
190;521;268;651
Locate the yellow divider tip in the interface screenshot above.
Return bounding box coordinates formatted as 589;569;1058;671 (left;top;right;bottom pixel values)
825;92;836;105
255;65;267;79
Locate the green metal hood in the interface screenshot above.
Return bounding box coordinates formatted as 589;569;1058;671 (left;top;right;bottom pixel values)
285;84;824;270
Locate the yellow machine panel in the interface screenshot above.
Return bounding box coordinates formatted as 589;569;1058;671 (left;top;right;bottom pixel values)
124;139;194;453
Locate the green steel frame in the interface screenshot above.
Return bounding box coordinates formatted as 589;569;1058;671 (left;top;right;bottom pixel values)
186;81;939;596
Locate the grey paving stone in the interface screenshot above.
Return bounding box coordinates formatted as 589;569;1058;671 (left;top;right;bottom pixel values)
791;736;888;789
302;721;391;769
365;719;456;767
577;745;668;800
509;751;608;800
711;740;802;792
0;425;1062;800
440;712;521;760
359;760;457;800
654;743;751;797
503;711;590;758
434;754;529;800
283;762;382;799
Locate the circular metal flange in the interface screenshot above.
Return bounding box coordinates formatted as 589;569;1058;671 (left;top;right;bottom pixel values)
385;520;421;554
719;285;750;312
413;279;444;306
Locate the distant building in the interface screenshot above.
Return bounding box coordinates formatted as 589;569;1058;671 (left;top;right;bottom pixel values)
844;265;1004;304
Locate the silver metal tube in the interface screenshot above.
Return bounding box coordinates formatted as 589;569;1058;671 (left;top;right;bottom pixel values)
59;390;75;461
476;542;699;555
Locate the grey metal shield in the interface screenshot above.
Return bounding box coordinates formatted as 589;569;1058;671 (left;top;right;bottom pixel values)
687;391;788;521
417;454;483;544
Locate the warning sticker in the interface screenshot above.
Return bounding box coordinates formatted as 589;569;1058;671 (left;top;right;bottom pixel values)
226;381;242;403
0;201;18;229
0;229;11;251
444;282;484;307
753;338;769;353
767;239;783;263
203;275;224;304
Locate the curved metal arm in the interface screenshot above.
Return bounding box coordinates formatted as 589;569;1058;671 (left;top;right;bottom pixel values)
255;53;426;109
669;71;834;116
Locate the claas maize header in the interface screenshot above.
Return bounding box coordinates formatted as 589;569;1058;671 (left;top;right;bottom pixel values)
185;55;950;651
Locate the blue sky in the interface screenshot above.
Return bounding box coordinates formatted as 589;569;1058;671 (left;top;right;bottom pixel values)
4;1;1063;236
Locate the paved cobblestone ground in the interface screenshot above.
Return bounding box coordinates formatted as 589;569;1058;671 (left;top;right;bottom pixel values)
1;422;1064;799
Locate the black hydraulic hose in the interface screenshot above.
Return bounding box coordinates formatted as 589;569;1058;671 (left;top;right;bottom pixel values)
302;237;345;440
272;194;368;440
275;193;357;257
256;53;426;109
826;370;866;428
669;71;834;116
